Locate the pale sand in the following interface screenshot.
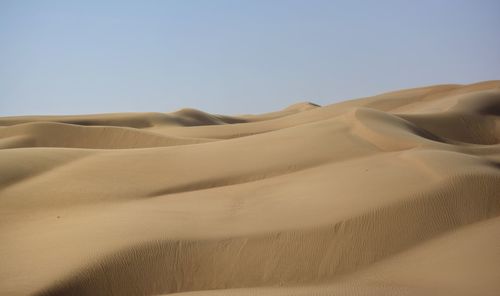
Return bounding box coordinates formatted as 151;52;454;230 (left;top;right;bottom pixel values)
0;81;499;295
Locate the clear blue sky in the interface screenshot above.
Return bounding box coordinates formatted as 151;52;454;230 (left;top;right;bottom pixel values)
1;0;499;116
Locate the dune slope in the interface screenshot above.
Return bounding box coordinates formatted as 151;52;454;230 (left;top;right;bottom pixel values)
0;81;499;296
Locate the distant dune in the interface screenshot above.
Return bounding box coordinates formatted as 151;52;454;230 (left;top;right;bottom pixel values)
1;81;499;296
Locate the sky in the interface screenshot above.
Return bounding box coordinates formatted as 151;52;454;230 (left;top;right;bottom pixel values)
1;0;499;116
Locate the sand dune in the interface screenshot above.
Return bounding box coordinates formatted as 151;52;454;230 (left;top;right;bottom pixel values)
0;81;499;296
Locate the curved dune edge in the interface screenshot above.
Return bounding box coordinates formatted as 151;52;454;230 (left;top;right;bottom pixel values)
38;174;500;296
1;81;499;296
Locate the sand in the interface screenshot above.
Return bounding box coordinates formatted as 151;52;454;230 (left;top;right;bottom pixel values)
0;81;499;296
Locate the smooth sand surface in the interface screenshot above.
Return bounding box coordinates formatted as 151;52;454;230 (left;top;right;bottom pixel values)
1;81;499;295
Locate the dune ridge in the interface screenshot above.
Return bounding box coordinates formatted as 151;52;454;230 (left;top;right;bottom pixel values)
1;81;499;295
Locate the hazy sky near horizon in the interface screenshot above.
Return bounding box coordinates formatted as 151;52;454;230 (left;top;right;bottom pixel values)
1;0;499;116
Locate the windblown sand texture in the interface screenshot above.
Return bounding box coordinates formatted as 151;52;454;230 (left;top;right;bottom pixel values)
1;81;500;296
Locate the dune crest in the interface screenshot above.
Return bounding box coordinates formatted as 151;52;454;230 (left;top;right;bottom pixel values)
1;81;499;296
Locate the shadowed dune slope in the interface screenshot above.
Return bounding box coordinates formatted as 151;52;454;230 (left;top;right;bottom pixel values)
1;81;499;296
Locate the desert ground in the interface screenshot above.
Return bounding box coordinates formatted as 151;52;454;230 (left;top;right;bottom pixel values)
0;81;499;295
